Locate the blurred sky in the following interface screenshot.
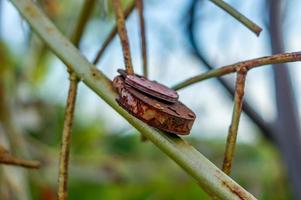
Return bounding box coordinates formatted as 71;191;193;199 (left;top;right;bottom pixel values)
2;0;301;143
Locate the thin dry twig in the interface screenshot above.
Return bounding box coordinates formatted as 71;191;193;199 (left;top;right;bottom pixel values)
93;2;135;64
186;1;274;141
0;155;40;169
135;0;148;142
0;145;40;169
209;0;262;36
57;1;95;199
112;0;134;75
58;74;78;200
136;0;148;77
222;70;247;175
70;0;96;46
172;51;301;90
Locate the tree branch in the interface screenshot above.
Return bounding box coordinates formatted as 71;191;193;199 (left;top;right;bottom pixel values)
70;0;96;46
0;145;40;169
185;0;274;141
0;155;40;169
222;71;247;175
92;2;135;64
58;1;96;199
269;1;301;199
10;0;257;199
58;74;78;200
136;0;148;142
112;0;134;75
172;51;301;90
135;0;148;77
209;0;262;36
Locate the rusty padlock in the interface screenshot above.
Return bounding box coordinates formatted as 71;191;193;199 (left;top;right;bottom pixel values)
113;69;196;135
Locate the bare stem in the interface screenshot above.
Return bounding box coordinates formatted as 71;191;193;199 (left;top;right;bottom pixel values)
58;1;95;199
93;2;135;64
58;74;78;200
0;146;40;169
136;0;148;77
173;51;301;90
222;71;247;175
209;0;262;36
112;0;134;75
135;0;148;142
0;155;40;169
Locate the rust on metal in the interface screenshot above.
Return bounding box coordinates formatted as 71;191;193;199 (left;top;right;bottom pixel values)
125;75;179;103
113;71;196;135
118;69;179;103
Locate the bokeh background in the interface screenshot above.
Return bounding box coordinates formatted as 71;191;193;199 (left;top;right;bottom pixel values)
0;0;301;199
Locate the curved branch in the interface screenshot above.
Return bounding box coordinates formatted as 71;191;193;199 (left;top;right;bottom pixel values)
172;51;301;90
185;0;273;141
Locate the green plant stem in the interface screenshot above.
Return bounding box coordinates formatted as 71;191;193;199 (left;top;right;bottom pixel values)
93;2;135;64
10;0;257;199
112;0;134;75
173;51;301;90
58;1;96;199
222;71;247;175
209;0;262;36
